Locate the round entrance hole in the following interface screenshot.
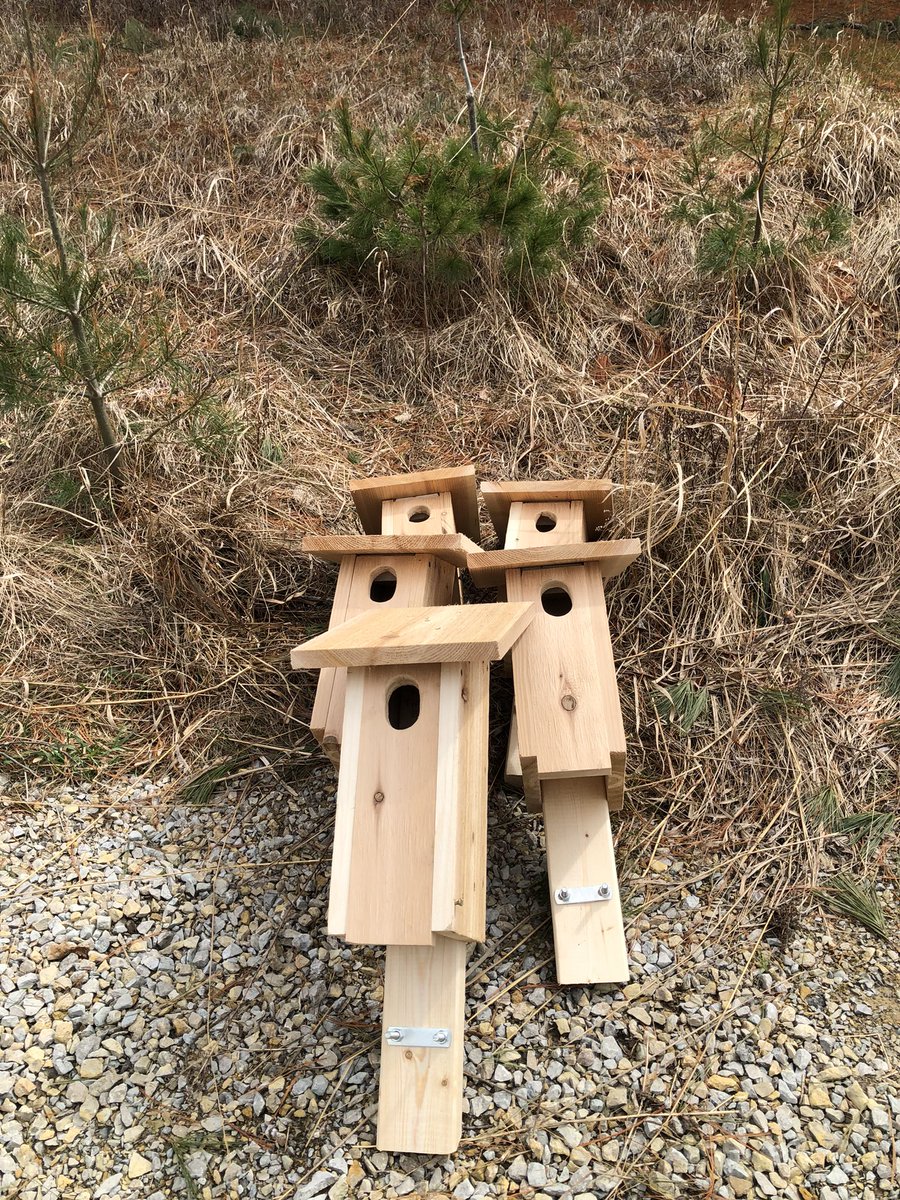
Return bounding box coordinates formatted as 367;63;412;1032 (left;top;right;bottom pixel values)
535;511;557;532
387;683;420;730
541;585;572;617
370;569;397;603
408;506;431;524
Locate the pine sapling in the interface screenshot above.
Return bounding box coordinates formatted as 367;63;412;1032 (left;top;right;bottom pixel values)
0;19;181;492
671;0;849;278
298;52;604;293
452;1;479;159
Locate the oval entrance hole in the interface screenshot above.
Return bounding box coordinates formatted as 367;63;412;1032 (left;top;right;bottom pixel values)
388;683;420;730
370;569;397;603
408;506;431;524
535;511;557;532
541;585;573;617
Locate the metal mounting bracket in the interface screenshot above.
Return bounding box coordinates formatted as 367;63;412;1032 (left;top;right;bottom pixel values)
384;1026;452;1048
555;883;612;905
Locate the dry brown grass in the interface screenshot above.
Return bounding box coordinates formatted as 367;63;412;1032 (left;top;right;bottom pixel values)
1;4;898;939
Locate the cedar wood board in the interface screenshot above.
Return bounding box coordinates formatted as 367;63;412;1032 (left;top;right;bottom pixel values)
350;466;480;541
292;602;535;669
543;776;629;984
304;533;482;568
467;538;641;588
481;479;613;542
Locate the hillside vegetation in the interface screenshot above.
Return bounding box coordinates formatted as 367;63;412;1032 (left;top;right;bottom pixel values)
1;1;899;935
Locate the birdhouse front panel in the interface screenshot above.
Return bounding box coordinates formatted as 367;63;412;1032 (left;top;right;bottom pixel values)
331;663;442;947
381;491;456;535
431;660;489;944
505;564;613;782
505;500;587;548
310;553;457;761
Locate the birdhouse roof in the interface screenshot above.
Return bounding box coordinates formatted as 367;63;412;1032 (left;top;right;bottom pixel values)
291;602;534;669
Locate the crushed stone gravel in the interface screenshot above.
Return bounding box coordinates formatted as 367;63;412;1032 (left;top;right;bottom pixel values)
1;769;898;1200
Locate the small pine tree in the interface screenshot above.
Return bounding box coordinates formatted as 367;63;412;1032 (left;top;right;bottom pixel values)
298;55;604;291
672;0;849;278
0;20;178;490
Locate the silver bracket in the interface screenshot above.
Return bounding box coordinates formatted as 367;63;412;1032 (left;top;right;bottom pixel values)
555;883;612;905
384;1026;452;1048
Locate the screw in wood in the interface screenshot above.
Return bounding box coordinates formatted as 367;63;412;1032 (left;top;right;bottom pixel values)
433;1030;449;1045
556;888;570;903
386;1028;402;1043
597;883;611;899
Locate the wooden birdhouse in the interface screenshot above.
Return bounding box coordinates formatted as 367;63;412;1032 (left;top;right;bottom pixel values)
291;601;534;1154
303;466;482;764
468;480;642;985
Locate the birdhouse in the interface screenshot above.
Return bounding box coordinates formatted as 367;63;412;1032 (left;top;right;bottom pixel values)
468;480;642;985
291;601;534;1153
303;466;482;764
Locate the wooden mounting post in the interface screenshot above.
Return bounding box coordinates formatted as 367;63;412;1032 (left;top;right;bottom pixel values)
543;777;628;984
377;937;467;1154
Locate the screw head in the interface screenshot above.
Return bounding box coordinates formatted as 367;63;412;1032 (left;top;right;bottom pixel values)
433;1030;449;1045
598;883;611;899
556;888;570;903
386;1028;402;1043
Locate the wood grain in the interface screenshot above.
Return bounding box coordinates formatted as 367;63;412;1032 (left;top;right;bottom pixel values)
382;491;455;535
506;565;611;780
506;501;587;548
432;661;489;942
326;667;365;939
585;562;627;812
543;777;629;984
481;478;613;542
504;706;522;790
342;664;441;946
467;539;641;588
304;532;483;568
378;937;467;1153
292;602;535;669
308;554;457;760
350;466;480;541
504;709;545;814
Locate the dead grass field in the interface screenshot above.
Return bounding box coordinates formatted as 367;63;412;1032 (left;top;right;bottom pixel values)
1;1;899;938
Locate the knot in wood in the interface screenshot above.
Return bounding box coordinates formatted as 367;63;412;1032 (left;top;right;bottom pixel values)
373;791;385;804
560;694;577;712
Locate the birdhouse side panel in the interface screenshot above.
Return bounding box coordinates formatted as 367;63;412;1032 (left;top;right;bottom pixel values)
432;660;490;943
584;562;627;811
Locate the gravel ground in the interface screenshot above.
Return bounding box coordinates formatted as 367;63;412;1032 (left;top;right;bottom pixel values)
1;769;898;1200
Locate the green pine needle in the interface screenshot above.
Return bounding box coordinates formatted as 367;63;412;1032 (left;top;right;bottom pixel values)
835;811;896;851
653;680;710;735
802;786;843;830
815;874;889;939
